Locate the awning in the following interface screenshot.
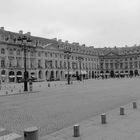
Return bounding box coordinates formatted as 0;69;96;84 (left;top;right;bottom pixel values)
81;71;87;74
9;75;15;78
1;75;6;77
17;75;22;77
31;75;36;78
65;71;75;75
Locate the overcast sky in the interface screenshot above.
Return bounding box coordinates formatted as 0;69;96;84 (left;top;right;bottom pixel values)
0;0;140;48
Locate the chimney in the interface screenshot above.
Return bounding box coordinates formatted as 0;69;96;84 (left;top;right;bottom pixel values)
52;38;57;41
19;30;23;34
58;39;62;42
65;40;68;44
0;27;4;31
27;32;31;36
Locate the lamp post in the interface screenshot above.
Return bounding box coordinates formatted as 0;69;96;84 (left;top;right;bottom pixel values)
64;49;71;85
18;36;32;91
78;56;84;81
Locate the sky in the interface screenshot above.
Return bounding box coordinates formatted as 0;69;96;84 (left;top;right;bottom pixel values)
0;0;140;48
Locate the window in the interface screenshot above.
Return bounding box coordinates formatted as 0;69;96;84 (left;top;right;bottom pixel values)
55;53;57;58
55;60;58;68
17;49;21;55
1;48;5;54
50;53;52;57
38;60;41;68
45;52;47;57
9;49;13;55
38;51;41;57
1;59;5;67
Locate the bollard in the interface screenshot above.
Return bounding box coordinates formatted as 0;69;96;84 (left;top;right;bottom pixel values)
73;124;80;137
24;127;38;140
48;83;50;87
120;107;125;115
101;113;106;124
133;102;137;109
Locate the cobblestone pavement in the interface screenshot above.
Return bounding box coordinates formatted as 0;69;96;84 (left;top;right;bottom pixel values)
0;78;140;138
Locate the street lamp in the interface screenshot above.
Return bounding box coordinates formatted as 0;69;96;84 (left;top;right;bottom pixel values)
64;48;71;85
18;35;32;91
78;56;84;81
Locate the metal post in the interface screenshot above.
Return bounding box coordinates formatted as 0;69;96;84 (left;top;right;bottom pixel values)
67;55;70;85
24;127;38;140
24;45;28;91
73;125;80;137
79;61;82;81
101;113;106;124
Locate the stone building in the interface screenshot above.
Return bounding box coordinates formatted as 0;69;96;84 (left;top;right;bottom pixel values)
0;27;99;83
98;46;140;78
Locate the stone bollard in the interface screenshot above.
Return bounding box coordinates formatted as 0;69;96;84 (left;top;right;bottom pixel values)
120;107;125;115
101;113;106;124
48;83;50;87
73;124;80;137
24;127;38;140
133;102;137;109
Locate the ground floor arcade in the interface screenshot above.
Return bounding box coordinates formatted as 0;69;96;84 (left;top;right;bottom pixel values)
0;69;100;83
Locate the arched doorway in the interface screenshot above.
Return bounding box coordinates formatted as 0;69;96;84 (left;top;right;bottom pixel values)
17;71;22;83
92;71;94;78
76;71;79;80
129;70;133;77
60;71;63;79
56;71;59;80
39;70;42;79
1;70;6;82
9;71;15;82
110;71;114;78
89;71;91;79
134;70;138;76
50;71;54;81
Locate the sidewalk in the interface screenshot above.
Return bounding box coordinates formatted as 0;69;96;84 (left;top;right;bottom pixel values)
41;100;140;140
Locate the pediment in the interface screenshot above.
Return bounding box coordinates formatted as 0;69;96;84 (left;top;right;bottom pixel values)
105;51;119;56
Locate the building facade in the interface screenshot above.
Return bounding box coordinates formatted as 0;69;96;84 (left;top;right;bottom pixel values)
98;46;140;78
0;27;140;83
0;27;99;83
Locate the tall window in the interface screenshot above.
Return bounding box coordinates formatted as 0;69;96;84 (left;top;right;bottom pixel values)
38;60;41;68
38;51;41;57
1;59;5;67
60;61;62;68
9;49;13;55
55;60;58;68
17;49;21;55
1;48;5;54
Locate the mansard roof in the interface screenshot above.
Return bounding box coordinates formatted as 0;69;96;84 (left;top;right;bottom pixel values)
0;28;58;48
1;27;140;56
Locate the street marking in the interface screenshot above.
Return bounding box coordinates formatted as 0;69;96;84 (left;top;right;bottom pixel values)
0;133;22;140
